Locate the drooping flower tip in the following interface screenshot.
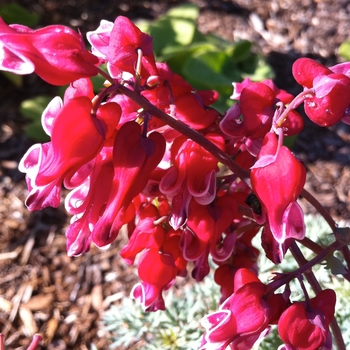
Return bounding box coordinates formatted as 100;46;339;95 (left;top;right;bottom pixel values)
0;17;99;85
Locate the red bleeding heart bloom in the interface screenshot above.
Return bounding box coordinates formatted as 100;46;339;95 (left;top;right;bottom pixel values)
160;133;225;229
131;248;177;311
91;121;166;247
142;62;219;130
292;58;350;126
214;227;260;303
120;202;167;265
250;132;306;259
87;16;157;78
200;268;272;350
19;96;121;211
0;18;99;85
278;289;336;350
220;79;304;156
182;194;238;281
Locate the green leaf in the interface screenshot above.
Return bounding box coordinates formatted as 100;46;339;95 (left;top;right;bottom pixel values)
226;40;253;63
24;121;50;142
339;40;350;61
335;226;350;245
137;4;199;55
91;74;108;93
160;42;216;73
0;3;40;27
20;95;52;141
242;56;274;81
166;3;199;21
20;95;53;121
182;51;235;90
324;254;348;275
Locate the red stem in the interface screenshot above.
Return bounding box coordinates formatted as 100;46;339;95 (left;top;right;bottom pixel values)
115;83;252;187
266;240;343;293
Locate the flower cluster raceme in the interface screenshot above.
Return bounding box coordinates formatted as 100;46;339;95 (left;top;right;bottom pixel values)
1;14;344;349
201;268;336;350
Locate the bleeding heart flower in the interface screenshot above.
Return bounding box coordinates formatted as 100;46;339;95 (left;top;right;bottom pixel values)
278;289;336;350
131;248;177;311
292;58;350;126
0;18;99;85
200;268;272;350
250;132;306;255
92;121;165;247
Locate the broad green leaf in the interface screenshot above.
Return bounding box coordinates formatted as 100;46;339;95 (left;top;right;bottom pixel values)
283;135;297;149
160;42;217;73
182;51;234;90
168;17;197;46
136;4;199;54
205;33;232;50
242;56;274;81
0;3;40;27
339;40;350;61
144;19;182;54
226;40;253;62
91;74;108;93
166;3;199;21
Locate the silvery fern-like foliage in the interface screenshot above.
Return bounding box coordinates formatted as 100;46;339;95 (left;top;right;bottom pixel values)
101;276;220;350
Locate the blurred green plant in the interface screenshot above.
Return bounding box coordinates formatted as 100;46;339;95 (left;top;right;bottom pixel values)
0;3;40;27
339;40;350;61
20;96;52;142
102;214;350;349
137;4;273;112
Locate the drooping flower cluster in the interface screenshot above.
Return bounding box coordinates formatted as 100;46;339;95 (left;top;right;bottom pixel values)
201;268;336;350
1;14;347;349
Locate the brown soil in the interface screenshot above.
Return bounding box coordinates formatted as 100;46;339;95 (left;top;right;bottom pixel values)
1;1;350;349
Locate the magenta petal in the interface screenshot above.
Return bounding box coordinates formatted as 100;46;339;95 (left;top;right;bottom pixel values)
41;96;63;137
25;178;61;211
329;61;350;76
66;218;92;257
159;166;184;196
131;282;165;312
190;169;217;205
210;232;236;262
282;201;305;241
19;143;62;210
86;20;113;58
313;75;342;98
219;103;243;137
201;310;236;346
64;181;90;215
0;42;34;74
